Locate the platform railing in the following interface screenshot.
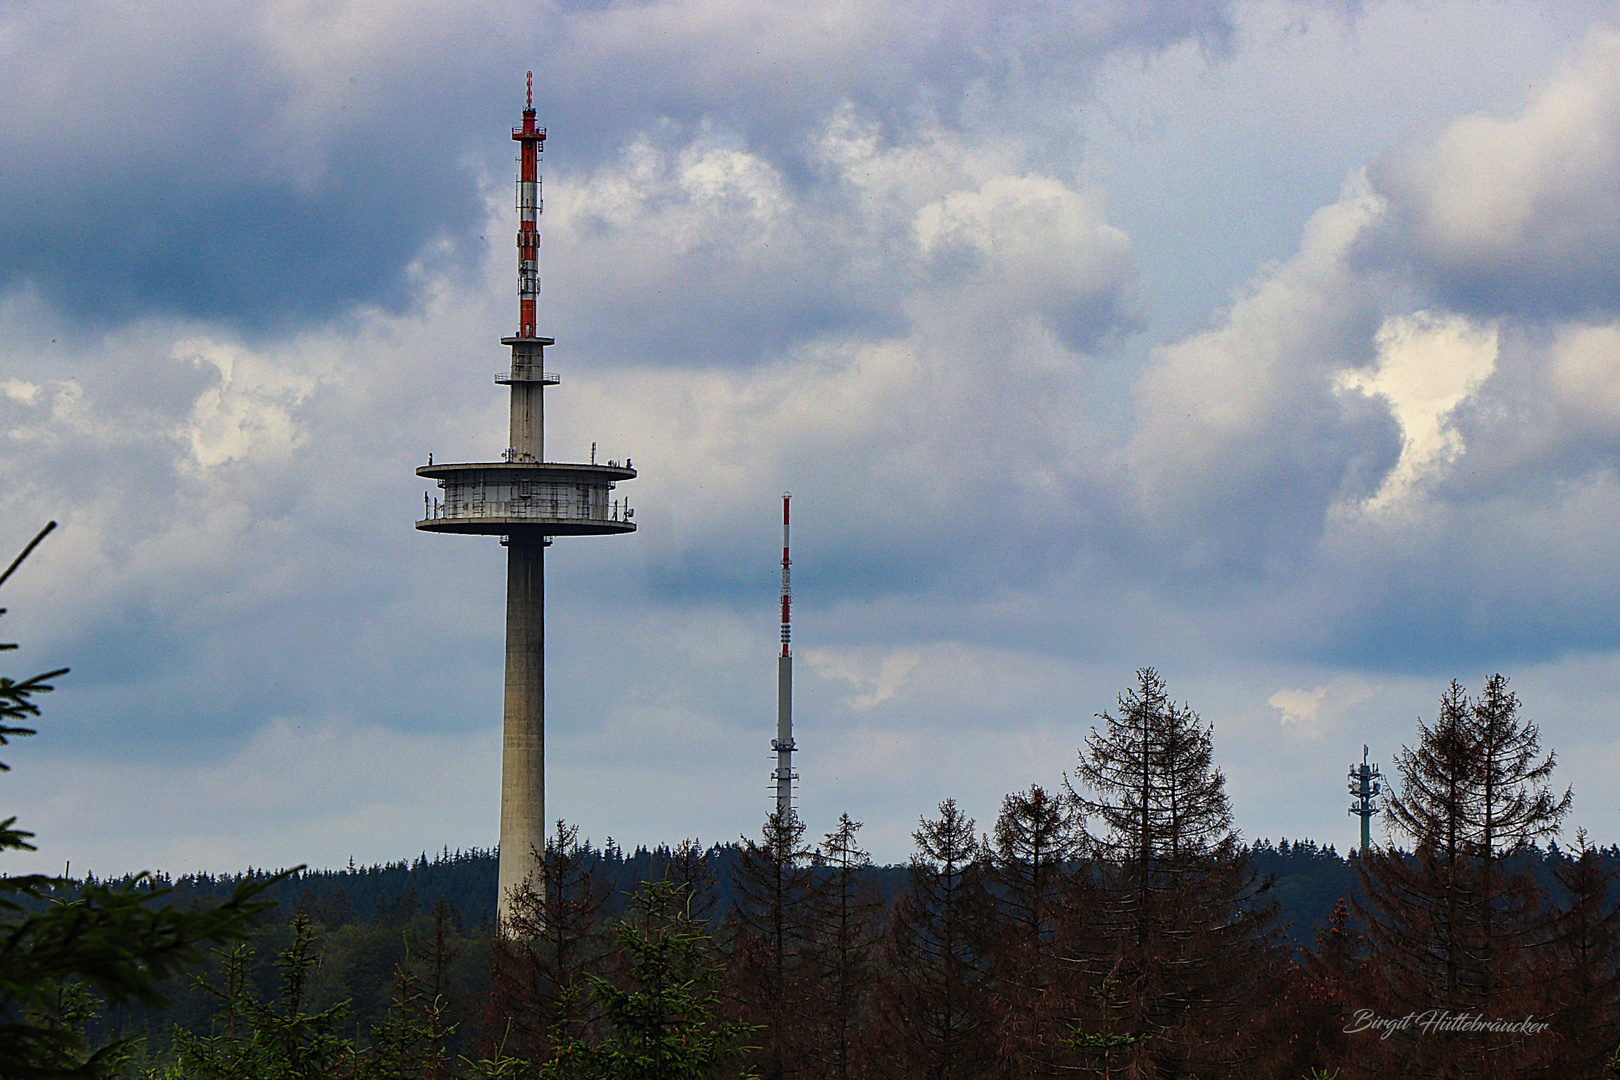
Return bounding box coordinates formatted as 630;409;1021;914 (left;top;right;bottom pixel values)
425;499;633;523
494;369;560;385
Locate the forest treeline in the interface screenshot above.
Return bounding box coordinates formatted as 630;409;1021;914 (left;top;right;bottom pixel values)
98;830;1352;943
80;829;1350;1064
31;668;1620;1079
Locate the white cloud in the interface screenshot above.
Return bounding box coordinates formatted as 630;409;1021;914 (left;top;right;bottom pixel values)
1;379;39;405
176;336;321;470
913;172;1138;347
807;647;923;710
1268;675;1380;741
1122;178;1399;572
1269;685;1327;728
1335;311;1498;510
1546;321;1620;426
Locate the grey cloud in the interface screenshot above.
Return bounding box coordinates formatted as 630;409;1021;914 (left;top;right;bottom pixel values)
3;133;485;334
536;0;1236;168
1292;486;1620;672
0;0;1231;337
0;305;513;755
1430;323;1620;499
534;118;1143;378
0;1;494;335
1362;26;1620;319
1121;192;1402;584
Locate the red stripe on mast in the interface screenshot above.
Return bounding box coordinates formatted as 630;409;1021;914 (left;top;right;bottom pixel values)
512;71;545;338
780;494;791;657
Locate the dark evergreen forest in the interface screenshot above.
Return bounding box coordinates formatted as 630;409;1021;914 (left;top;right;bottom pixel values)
60;666;1620;1080
75;831;1369;1061
7;530;1620;1079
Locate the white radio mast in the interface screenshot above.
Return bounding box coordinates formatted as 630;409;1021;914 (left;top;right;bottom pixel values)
771;494;797;819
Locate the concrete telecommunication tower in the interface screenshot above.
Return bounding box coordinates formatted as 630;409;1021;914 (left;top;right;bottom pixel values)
416;75;636;924
1348;745;1383;854
771;495;797;819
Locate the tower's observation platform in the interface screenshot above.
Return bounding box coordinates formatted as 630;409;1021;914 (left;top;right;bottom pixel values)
416;460;636;536
416;332;637;539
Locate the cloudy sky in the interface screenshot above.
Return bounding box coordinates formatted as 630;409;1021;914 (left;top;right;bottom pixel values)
6;0;1620;876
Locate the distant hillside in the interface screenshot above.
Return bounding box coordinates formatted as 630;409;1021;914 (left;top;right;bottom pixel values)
136;833;1366;943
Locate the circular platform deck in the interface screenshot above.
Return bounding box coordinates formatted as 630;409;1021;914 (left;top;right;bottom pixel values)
416;460;636;537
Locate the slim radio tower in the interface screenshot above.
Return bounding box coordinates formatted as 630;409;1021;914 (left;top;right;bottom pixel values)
771;494;797;819
1348;744;1382;854
416;75;636;925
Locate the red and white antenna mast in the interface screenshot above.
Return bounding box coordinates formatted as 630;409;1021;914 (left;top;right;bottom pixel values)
772;493;797;819
780;494;792;659
513;71;546;338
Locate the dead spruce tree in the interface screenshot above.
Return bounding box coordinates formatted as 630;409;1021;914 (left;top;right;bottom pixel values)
1065;668;1275;1080
484;819;613;1065
983;784;1085;1078
806;813;884;1080
728;810;823;1080
1531;830;1620;1077
1353;675;1571;1079
870;799;997;1080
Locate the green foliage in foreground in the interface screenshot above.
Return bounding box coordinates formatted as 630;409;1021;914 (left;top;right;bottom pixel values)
541;879;758;1080
125;880;754;1080
1;522;283;1079
147;912;469;1080
0;862;281;1079
1065;976;1152;1079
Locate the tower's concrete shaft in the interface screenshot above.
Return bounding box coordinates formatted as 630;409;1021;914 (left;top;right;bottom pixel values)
500;540;544;912
496;336;547;921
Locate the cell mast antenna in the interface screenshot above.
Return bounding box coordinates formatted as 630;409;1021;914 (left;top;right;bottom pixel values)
772;494;797;819
1348;744;1383;853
